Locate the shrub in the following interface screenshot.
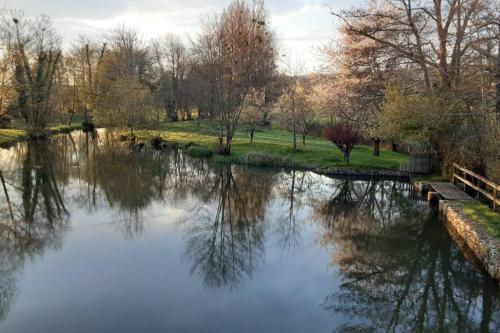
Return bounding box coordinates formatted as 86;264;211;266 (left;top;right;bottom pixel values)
325;124;359;164
150;136;164;149
58;126;73;134
82;121;96;132
0;114;12;128
238;151;294;168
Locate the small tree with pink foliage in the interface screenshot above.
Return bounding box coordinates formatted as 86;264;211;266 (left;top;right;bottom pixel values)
325;124;360;164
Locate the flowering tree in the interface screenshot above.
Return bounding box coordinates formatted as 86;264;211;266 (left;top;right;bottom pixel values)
325;124;359;163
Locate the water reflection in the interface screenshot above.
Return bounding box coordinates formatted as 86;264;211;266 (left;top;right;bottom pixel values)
183;166;274;289
313;182;499;332
0;140;71;319
0;131;497;331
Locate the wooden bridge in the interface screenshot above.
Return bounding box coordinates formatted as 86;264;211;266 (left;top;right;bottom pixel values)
453;163;500;211
428;182;473;201
425;164;500;212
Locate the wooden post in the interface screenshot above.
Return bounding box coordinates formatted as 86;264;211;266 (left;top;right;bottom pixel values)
494;187;497;212
453;164;456;185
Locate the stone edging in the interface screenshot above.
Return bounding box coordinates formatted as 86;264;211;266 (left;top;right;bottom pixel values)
439;200;500;282
314;168;409;181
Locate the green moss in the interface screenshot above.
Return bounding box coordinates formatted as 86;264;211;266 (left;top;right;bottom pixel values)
134;121;409;171
458;201;500;239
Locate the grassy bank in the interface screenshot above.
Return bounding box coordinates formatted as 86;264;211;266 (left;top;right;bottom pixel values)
410;174;448;183
458;201;500;239
135;121;408;170
0;124;83;145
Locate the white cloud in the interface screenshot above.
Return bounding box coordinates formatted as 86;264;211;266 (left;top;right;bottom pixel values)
1;0;350;72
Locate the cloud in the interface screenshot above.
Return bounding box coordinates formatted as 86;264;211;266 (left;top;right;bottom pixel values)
1;0;343;72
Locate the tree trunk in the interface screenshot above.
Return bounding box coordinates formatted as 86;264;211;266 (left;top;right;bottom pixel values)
292;93;296;150
343;151;350;164
168;102;178;122
496;29;500;115
250;129;254;143
373;138;381;156
302;135;306;146
225;136;232;155
218;135;232;155
68;111;74;126
391;141;398;152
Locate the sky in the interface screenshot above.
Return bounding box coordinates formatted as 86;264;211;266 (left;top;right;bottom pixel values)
0;0;361;72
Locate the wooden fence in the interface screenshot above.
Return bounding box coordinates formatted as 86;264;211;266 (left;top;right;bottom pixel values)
453;163;500;212
400;153;433;174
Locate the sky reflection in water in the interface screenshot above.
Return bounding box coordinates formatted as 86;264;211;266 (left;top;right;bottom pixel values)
0;131;498;332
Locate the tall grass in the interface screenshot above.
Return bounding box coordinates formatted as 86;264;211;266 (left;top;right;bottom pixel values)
238;151;295;168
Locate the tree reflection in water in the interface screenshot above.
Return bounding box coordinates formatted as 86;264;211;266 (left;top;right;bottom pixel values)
313;179;499;332
0;132;497;329
183;165;275;289
274;170;314;252
0;140;71;319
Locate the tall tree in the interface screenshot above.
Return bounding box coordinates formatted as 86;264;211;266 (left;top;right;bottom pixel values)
2;12;62;136
193;0;277;155
331;0;493;91
64;36;107;125
151;34;190;121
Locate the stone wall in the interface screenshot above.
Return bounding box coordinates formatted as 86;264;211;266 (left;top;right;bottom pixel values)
440;200;500;282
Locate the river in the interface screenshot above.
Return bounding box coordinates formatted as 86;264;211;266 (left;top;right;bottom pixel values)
0;131;498;332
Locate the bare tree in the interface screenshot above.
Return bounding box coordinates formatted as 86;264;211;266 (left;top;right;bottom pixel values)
64;36;107;127
0;22;15;126
151;34;190;121
193;0;277;155
1;11;62;137
331;0;493;91
240;88;266;143
274;57;304;150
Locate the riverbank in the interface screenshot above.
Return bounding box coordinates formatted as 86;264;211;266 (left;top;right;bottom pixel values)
415;179;500;281
440;200;500;282
133;121;409;172
0;124;83;146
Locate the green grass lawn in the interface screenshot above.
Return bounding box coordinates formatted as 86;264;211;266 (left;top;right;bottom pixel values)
135;121;409;170
458;201;500;239
0;123;83;145
0;129;27;144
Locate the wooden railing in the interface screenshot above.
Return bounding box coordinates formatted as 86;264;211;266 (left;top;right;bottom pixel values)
453;163;500;212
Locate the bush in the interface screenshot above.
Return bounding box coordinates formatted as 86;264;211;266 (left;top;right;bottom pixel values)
0;114;12;128
325;124;359;163
186;146;214;158
238;151;294;168
59;126;72;133
150;136;164;149
82;121;96;132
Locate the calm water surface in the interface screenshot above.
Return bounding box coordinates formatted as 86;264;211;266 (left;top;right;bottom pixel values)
0;131;498;332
